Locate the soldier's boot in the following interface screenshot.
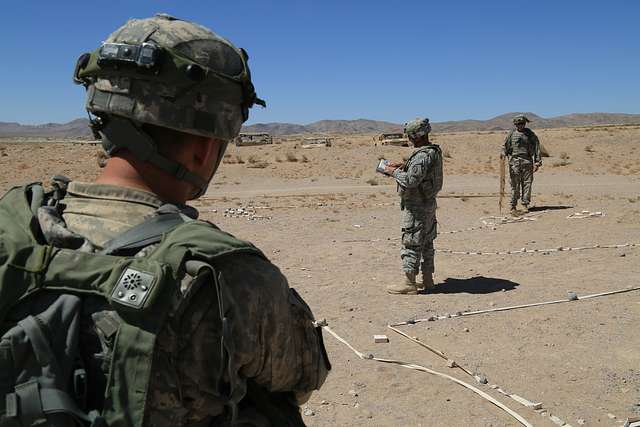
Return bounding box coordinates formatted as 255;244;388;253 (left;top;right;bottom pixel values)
386;272;418;295
421;273;435;292
521;205;529;213
510;206;518;216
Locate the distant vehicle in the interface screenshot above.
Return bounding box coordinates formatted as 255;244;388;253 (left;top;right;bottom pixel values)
301;137;332;148
374;132;410;147
235;132;273;146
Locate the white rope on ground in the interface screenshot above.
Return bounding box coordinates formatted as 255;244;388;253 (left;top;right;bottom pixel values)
342;212;549;243
387;325;560;422
567;210;605;219
436;242;638;256
387;325;474;376
389;286;640;326
319;323;533;427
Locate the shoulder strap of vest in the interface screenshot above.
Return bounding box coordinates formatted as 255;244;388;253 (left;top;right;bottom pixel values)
99;212;189;256
404;144;441;167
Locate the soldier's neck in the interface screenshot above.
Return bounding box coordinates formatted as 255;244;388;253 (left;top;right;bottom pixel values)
95;151;191;204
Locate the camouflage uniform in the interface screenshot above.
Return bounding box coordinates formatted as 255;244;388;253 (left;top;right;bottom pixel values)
503;119;541;208
54;181;330;426
393;146;443;278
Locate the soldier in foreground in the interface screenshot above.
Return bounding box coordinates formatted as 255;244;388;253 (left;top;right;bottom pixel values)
0;14;329;426
383;118;443;295
502;114;542;215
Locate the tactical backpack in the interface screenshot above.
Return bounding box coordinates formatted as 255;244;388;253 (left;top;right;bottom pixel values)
0;183;292;427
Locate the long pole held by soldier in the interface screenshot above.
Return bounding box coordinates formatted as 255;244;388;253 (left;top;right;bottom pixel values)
499;154;506;213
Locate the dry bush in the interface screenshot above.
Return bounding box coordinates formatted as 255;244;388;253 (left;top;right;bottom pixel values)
285;152;298;162
552;160;571;167
235;155;245;164
539;143;550;157
560;152;570;160
301;154;310;163
247;161;269;169
442;148;452;158
366;178;379;186
275;156;283;163
584;145;595;153
247;154;261;164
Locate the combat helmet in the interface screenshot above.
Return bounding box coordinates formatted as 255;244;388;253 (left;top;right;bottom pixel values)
73;13;265;198
404;117;432;141
513;114;530;125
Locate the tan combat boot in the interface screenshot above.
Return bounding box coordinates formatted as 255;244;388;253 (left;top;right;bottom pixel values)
521;205;529;213
510;207;518;216
386;272;418;295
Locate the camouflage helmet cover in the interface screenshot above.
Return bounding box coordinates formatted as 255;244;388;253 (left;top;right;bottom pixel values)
513;114;530;125
404;117;432;140
75;13;263;141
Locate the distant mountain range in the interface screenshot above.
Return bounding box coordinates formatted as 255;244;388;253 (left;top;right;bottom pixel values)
2;112;640;138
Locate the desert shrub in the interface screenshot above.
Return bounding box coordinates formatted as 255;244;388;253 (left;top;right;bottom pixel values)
366;178;379;186
584;145;595;153
552;160;571;167
222;153;235;164
235;155;245;164
539;143;550;157
247;161;269;169
285;152;298;162
560;152;570;160
301;154;310;163
442;148;452;158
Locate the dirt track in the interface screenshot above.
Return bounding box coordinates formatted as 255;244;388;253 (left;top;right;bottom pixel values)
1;126;639;426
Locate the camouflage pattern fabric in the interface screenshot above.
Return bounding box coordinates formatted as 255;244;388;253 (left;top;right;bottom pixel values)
400;201;437;274
77;13;261;141
59;182;329;426
392;146;443;275
508;157;534;207
63;182;162;247
503;128;541;207
404;117;432;141
503;129;541;164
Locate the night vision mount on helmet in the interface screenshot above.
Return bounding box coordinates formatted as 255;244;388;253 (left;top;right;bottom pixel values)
73;13;266;198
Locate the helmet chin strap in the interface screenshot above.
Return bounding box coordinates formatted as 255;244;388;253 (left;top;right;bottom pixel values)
99;116;210;198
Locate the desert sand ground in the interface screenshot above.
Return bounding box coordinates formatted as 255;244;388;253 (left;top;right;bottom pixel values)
1;125;639;426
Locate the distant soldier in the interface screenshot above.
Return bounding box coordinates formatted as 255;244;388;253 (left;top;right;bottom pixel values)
384;118;443;294
502;114;542;214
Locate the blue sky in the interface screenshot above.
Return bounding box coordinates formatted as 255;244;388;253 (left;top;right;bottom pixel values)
1;0;638;125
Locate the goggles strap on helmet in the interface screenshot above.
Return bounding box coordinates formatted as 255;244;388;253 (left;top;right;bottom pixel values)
99;116;209;194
